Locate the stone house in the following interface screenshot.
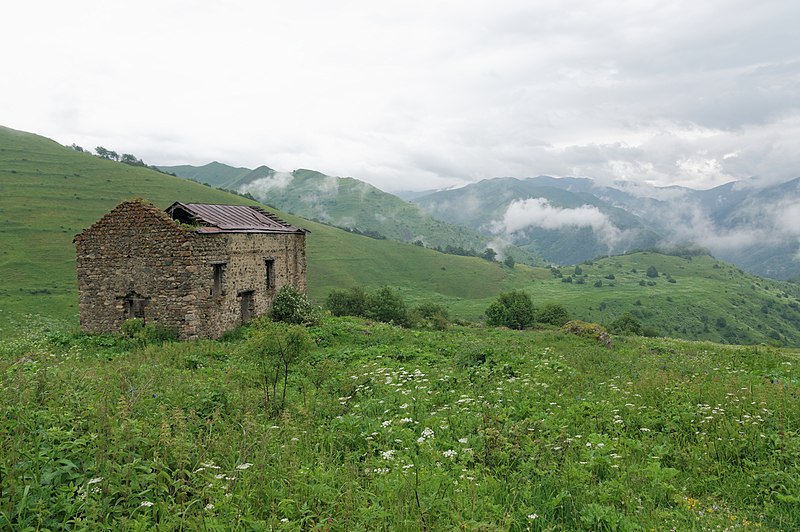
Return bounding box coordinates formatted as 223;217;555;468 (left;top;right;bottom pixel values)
75;199;308;339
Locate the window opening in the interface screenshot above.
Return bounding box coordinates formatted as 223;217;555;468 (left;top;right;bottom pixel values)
239;290;255;324
211;262;226;296
124;295;149;320
265;258;276;290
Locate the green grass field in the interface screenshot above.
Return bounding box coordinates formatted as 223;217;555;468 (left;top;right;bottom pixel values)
2;317;799;529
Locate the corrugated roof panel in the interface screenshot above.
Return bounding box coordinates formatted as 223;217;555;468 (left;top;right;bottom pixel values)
166;202;306;234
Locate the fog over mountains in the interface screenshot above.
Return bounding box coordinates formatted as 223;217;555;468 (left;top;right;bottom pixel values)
411;175;800;279
162;162;800;281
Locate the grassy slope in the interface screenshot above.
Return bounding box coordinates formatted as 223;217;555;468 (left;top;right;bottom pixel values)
156;161;253;188
2;125;800;346
2;318;799;528
0;126;531;333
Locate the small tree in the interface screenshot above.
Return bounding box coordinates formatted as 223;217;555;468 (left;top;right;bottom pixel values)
535;303;571;326
326;287;367;317
646;265;659;278
365;286;410;327
608;313;643;336
239;319;313;415
482;248;497;262
485;290;534;330
503;255;516;269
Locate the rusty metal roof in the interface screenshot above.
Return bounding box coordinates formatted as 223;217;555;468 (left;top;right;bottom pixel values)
166;202;306;234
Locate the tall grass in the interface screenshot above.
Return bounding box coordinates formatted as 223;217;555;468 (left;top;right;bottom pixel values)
2;317;799;529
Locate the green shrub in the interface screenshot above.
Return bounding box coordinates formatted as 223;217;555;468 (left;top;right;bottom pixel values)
535;303;571;326
412;302;450;330
326;287;367;317
364;286;410;327
270;285;321;325
608;313;643;336
646;265;659;278
561;320;613;347
121;318;178;346
485;291;534;330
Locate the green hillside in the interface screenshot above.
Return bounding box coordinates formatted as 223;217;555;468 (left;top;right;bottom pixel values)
163;163;540;265
0;126;536;334
2;125;800;347
157;161;254;188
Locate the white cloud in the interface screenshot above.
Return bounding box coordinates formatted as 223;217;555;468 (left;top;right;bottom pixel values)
1;1;799;191
492;198;627;250
241;172;293;196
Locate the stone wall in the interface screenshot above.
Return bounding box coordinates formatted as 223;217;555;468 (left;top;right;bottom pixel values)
191;232;307;338
75;200;196;335
76;199;309;339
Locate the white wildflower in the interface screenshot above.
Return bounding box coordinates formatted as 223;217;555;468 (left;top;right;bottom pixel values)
140;501;154;507
236;462;253;470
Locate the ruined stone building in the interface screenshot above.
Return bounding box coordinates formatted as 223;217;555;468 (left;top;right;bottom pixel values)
75;199;307;339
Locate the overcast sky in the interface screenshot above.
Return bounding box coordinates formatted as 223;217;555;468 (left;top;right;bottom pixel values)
3;0;799;192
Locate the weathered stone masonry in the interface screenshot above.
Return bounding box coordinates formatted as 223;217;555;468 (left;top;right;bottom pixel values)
75;199;307;339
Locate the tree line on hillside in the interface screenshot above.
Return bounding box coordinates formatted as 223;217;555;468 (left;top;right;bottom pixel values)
67;143;174;175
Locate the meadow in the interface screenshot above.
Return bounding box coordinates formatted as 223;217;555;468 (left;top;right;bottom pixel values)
2;316;799;530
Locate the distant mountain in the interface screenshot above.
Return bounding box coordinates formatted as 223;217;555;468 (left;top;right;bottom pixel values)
411;177;662;265
410;175;800;280
161;163;541;265
157;161;253;188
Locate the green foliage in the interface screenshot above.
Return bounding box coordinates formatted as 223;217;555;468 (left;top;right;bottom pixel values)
535;303;571;326
503;255;515;269
646;265;659;278
561;319;613;347
325;286;415;328
270;285;321;325
608;313;644;336
485;290;534;329
238;318;313;414
365;286;410;327
411;302;450;330
121;318;178;346
326;287;367;317
2;318;800;529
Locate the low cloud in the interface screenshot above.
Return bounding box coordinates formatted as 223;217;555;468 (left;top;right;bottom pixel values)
491;198;627;250
240;172;294;196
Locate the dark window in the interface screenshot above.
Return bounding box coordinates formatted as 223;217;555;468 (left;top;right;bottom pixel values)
124;297;149;320
265;258;275;290
211;262;226;296
239;290;255;323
